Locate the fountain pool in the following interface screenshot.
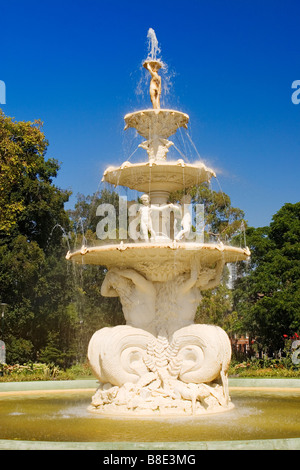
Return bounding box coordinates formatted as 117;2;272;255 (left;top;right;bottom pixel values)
0;379;299;450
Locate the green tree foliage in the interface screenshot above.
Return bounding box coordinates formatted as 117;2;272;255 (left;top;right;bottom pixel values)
195;274;235;332
233;202;300;354
0;110;70;248
0;111;74;364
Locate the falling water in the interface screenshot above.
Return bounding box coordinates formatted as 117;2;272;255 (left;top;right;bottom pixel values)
135;27;173;108
185;131;203;162
47;224;71;252
126;146;140;162
172;143;188;161
74;217;87;248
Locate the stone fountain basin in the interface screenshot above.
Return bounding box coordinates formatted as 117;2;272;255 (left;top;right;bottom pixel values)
124;109;190;139
0;379;299;450
102;159;216;193
66;242;250;282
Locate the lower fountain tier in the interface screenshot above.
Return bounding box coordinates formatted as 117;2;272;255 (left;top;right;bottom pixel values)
66;242;250;283
102;159;216;194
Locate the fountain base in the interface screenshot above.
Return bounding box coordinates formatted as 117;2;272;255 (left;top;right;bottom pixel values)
88;388;235;417
87;323;233;417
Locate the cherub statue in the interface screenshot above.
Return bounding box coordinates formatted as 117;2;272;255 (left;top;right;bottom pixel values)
138;194;156;241
138;194;174;241
139;137;173;162
174;194;193;241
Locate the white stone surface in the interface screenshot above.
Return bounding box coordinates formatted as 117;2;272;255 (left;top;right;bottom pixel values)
88;322;233;416
87;263;233;416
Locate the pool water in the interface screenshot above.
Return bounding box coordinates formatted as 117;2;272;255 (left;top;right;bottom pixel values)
0;389;300;442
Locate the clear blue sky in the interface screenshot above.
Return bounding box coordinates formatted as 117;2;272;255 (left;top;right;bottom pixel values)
1;0;299;228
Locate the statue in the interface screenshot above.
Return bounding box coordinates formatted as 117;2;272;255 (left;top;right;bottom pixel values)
144;60;162;109
174;194;193;241
101;267;156;334
137;194;175;241
154;261;202;336
138;194;157;241
139;137;173;162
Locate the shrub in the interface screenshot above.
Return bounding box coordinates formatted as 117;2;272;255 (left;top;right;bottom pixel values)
0;362;74;381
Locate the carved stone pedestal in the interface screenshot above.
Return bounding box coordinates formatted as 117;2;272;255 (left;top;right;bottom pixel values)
87;266;234;416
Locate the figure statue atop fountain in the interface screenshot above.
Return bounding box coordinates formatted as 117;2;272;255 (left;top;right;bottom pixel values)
144;60;162;110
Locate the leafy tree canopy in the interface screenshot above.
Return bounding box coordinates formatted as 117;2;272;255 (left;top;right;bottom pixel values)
233;202;300;353
0;110;71;249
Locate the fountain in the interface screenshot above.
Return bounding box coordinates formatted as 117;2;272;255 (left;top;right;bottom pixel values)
0;30;299;451
66;29;250;417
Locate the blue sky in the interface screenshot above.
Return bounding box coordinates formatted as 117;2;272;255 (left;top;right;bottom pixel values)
1;0;299;228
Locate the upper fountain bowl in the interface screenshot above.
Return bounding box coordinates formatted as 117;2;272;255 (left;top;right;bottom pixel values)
124;109;189;140
143;59;163;71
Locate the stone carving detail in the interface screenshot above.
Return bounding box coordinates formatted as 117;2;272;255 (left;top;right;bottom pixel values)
88;323;232;416
88;265;233;415
100;264;224;337
101;268;157;334
123;109;189;139
139;137;173;162
102;159;216;194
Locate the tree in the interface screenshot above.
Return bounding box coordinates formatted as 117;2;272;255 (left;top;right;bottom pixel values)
0;110;70;249
0;110;72;363
233;202;300;354
195;273;234;330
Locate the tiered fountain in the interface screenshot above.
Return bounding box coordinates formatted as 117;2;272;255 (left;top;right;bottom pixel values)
66;30;250;416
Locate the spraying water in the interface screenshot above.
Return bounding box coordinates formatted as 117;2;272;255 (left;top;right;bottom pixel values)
136;28;174;107
147;28;161;61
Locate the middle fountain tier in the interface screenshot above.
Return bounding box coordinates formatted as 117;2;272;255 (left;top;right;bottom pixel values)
104;110;215;204
66;49;250;417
